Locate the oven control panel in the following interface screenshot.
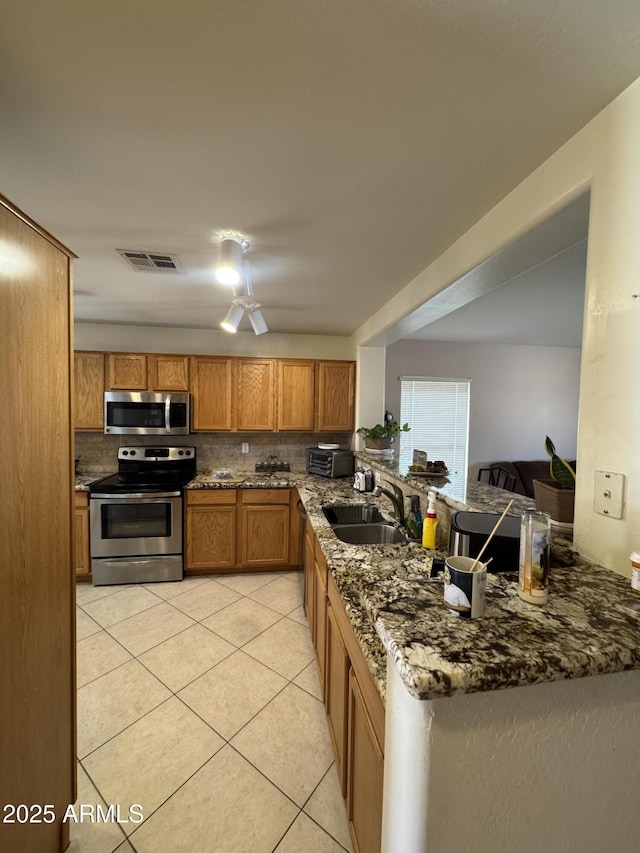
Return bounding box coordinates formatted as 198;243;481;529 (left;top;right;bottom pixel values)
117;446;195;462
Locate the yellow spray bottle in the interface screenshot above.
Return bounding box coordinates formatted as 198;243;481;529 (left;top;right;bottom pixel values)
422;491;438;549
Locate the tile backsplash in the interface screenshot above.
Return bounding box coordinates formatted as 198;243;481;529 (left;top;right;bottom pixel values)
75;432;353;474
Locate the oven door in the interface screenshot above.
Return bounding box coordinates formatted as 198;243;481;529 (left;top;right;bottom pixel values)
90;494;183;558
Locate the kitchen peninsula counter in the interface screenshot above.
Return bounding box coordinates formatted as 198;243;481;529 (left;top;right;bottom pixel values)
75;470;640;706
76;468;640;850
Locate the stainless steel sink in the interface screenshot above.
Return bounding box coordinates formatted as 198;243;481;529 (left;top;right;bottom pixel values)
322;504;384;525
331;523;407;545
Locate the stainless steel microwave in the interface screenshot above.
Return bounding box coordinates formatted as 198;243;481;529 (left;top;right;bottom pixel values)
104;392;190;435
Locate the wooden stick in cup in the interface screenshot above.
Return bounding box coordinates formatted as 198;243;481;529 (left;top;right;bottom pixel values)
469;500;514;572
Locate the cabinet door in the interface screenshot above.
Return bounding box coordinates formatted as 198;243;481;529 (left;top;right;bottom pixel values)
74;351;105;430
347;668;384;853
326;603;350;796
238;492;290;567
74;499;91;578
316;361;355;431
107;353;148;390
186;492;237;571
150;355;189;391
304;529;316;635
289;491;304;567
277;359;315;431
235;358;275;431
190;357;233;431
313;555;328;696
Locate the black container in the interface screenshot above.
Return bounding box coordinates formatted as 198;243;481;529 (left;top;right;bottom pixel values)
448;511;521;573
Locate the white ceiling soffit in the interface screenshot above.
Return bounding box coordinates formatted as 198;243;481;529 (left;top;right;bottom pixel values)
393;193;590;347
0;3;639;335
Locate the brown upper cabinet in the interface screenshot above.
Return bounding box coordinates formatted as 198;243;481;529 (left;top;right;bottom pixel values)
107;352;147;389
74;351;105;430
277;359;316;431
75;350;355;433
316;361;355;431
235;358;276;431
106;352;189;392
149;355;189;391
190;356;234;431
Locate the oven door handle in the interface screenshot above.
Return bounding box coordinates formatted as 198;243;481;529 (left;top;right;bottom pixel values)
165;394;171;433
90;491;181;499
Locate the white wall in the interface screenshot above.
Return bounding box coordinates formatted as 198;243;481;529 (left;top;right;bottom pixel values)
74;322;356;360
355;346;387;449
383;659;640;853
385;340;581;471
354;76;640;575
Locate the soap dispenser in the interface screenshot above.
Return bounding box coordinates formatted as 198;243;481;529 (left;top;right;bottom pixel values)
422;491;439;549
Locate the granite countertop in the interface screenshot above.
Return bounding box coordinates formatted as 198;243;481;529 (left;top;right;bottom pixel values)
186;473;296;489
74;468;640;708
75;472;112;491
361;560;640;700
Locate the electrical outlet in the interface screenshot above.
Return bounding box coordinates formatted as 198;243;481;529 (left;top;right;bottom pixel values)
375;471;381;485
241;443;249;454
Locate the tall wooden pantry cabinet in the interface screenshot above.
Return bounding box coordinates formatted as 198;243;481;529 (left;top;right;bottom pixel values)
0;193;76;852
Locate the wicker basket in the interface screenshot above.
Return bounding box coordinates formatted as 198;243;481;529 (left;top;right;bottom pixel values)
532;479;575;524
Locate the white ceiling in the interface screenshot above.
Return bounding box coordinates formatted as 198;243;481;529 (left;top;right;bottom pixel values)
1;1;639;339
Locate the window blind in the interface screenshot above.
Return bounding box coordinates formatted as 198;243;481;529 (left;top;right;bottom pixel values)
399;377;470;475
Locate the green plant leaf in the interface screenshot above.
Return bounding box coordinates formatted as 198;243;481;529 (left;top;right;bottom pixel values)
544;436;576;489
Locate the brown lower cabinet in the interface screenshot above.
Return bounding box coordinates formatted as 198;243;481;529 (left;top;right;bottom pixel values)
74;492;91;579
325;603;350;795
238;489;290;567
185;490;237;571
185;488;299;574
347;667;385;853
305;523;385;853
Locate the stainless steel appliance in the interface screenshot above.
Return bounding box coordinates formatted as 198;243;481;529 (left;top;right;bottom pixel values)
89;446;196;585
104;391;190;435
448;510;521;572
306;447;354;478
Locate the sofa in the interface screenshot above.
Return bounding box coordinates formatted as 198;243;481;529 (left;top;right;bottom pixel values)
481;460;576;499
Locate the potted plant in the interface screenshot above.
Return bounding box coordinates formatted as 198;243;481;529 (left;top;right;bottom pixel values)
532;436;576;524
357;420;410;451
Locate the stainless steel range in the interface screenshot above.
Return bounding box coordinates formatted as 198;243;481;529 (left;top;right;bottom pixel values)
89;446;196;586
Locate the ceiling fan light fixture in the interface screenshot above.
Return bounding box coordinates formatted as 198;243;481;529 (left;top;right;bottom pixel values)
248;307;268;335
215;238;244;286
220;302;244;333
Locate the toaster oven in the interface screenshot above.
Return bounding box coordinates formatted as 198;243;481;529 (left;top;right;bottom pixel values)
306;448;354;478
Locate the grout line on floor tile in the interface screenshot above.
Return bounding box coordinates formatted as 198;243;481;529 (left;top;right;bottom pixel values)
100;598;191;634
301;762;353;851
268;809;300;852
123;748;249;845
104;609;197;656
78;691;176;762
77;757;131;849
76;654;136;692
133;630;237;694
226;742;303;815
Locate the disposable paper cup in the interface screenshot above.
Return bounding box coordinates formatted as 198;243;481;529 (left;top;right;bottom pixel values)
444;555;487;619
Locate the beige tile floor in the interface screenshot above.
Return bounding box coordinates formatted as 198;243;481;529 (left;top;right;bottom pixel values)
70;571;352;853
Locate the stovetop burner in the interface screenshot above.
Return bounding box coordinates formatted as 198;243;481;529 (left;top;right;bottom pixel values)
90;446;197;496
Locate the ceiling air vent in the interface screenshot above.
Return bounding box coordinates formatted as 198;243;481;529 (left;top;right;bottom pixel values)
117;249;184;274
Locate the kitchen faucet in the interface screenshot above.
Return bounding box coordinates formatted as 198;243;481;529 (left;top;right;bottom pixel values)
373;480;406;526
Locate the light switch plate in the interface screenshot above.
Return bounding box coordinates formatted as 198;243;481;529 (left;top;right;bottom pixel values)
593;470;625;518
